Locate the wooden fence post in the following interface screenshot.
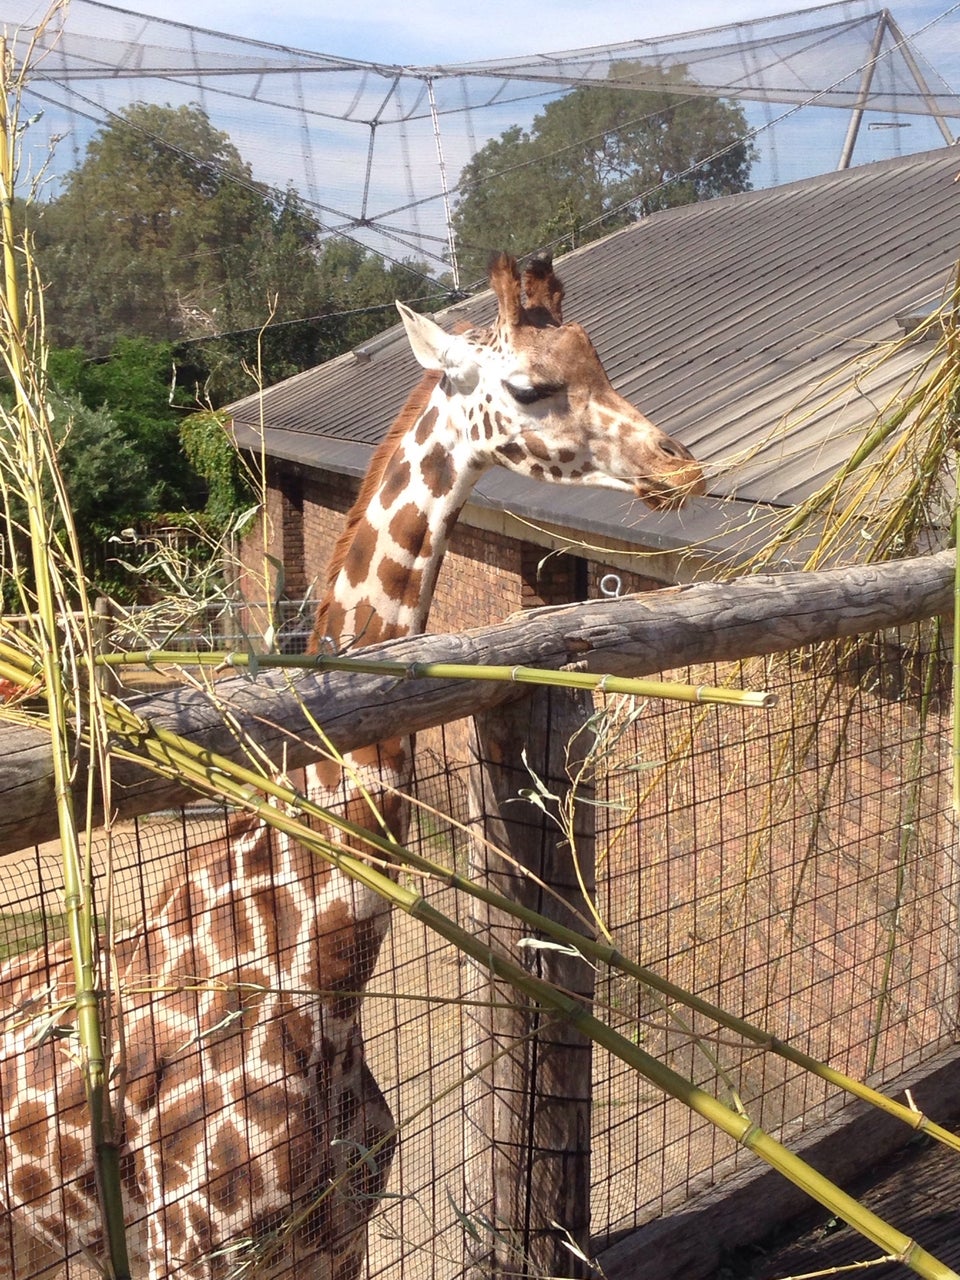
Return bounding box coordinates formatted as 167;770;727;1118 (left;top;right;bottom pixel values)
463;683;597;1278
93;596;121;694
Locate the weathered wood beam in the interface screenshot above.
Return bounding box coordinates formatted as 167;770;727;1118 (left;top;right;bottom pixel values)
0;548;952;855
464;687;597;1277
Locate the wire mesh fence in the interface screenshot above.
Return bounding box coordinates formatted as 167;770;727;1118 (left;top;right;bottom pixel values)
589;630;956;1242
0;618;954;1278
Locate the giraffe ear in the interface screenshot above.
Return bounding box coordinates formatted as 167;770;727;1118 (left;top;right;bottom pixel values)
396;301;480;392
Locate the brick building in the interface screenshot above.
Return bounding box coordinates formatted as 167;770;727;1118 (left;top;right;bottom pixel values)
227;147;960;633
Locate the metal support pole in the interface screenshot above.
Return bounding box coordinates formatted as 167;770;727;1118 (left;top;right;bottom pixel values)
426;76;461;292
838;11;888;170
885;10;955;147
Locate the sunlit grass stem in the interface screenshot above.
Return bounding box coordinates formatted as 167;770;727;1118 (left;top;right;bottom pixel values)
0;33;130;1279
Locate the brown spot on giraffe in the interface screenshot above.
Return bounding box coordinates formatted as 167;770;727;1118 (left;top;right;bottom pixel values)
349;599;405;647
312;756;343;790
378;554;422;605
342;520;377;589
10;1099;49;1158
413;404;438;445
12;1165;51;1202
247;881;302;968
314;598;346;649
496;440;525;465
420;441;455;497
57;1136;85;1171
378;456;412;510
388;501;432;560
208;1122;249;1212
523;432;551;460
38;1213;67;1243
245;1085;291;1129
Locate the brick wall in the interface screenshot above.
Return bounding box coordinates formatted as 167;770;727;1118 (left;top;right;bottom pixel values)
301;470;356;600
238;458;665;640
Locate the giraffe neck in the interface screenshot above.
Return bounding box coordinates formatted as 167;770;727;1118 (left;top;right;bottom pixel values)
313;384;483;653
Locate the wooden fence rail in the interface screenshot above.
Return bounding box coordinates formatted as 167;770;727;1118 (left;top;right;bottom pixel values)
0;548;953;855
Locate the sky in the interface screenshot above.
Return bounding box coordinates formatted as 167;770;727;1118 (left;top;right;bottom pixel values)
104;0;959;64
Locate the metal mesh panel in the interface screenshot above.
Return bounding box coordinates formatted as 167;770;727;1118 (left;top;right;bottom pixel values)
590;630;956;1240
0;624;954;1278
0;1;957;273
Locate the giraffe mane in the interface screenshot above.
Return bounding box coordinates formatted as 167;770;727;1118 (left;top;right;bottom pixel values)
313;369;442;639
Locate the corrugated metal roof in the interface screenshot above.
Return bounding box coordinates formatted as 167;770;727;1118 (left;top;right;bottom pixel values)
229;147;960;554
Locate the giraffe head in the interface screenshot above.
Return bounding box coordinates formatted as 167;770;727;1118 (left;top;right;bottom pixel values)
397;253;705;510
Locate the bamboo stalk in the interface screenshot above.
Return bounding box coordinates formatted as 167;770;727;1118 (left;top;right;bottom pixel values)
0;34;130;1279
3;631;958;1153
96;696;960;1159
4;627;957;1273
403;896;957;1280
953;527;959;820
120;751;956;1280
93;647;777;708
1;633;957;1154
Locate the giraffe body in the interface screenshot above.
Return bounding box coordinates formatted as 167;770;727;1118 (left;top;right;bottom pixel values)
0;256;703;1278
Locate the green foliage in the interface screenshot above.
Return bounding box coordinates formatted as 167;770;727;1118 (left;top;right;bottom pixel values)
190;235;442;404
0;337;219;601
5;103;447;593
452;64;756;282
52;396;152;539
47;338;201;512
0;392;154;605
28;103;442;401
179;410;253;526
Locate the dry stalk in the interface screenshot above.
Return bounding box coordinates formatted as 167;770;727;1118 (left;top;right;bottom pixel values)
0;12;130;1277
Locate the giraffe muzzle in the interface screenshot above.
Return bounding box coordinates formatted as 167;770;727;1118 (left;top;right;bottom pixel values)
634;458;707;509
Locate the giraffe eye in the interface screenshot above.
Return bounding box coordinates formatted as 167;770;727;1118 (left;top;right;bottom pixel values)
502;377;564;406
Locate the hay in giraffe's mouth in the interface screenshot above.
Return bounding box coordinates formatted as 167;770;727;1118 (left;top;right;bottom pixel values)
634;470;707;510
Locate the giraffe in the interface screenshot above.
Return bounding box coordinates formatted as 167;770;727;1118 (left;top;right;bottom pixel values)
0;254;704;1280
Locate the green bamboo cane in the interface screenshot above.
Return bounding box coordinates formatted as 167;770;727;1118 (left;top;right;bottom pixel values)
745;337;953;572
98;738;958;1280
403;898;957;1280
90;691;960;1157
0;44;130;1280
953;518;959;821
94;647;777;708
2;623;958;1153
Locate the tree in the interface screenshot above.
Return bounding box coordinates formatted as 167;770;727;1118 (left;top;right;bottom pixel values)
0;393;156;606
31;104;330;365
29;104;442;401
46;338;201;514
198;236;441;404
179;410;253;527
452;64;756;282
